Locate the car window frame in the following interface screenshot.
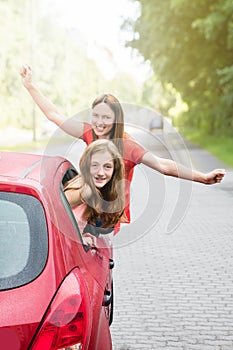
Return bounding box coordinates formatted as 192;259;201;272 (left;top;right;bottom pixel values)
60;167;90;252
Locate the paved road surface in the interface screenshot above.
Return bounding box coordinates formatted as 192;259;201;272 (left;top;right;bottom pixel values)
110;131;233;350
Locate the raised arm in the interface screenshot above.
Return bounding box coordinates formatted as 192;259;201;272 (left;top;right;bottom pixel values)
141;151;225;185
20;64;84;138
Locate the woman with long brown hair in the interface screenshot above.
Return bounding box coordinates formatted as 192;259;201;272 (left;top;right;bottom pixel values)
64;139;125;245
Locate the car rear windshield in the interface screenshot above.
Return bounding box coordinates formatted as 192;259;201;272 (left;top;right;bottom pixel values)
0;192;48;290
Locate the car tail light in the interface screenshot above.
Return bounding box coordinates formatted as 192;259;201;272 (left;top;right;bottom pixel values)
30;268;91;350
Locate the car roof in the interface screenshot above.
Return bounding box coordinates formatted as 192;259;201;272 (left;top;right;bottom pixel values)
0;151;67;183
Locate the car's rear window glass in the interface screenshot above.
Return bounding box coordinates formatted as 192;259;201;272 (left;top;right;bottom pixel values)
0;192;48;290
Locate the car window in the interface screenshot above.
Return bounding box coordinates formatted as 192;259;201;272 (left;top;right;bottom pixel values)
0;192;48;290
0;200;29;278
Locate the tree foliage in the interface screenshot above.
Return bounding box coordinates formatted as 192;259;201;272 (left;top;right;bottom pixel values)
0;0;143;136
0;0;100;130
126;0;233;135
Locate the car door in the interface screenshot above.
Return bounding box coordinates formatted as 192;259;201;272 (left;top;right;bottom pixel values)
57;164;113;349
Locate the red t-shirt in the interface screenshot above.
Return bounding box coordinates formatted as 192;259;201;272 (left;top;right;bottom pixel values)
81;122;148;232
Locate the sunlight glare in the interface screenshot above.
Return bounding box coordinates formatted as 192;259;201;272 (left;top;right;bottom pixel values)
40;0;150;81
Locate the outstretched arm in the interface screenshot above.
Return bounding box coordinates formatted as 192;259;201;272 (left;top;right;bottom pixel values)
20;64;84;138
141;152;225;184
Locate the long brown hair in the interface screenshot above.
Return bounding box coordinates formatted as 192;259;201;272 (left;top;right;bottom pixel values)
79;139;125;228
91;94;124;156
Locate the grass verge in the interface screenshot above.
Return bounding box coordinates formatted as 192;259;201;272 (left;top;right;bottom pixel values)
0;135;71;153
180;128;233;168
0;139;49;152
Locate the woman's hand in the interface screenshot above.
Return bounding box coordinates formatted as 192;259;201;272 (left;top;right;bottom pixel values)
20;65;85;137
82;233;97;247
20;64;33;89
203;169;226;184
141;153;226;185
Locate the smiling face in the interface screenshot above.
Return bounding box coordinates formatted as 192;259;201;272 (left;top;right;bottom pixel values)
90;150;114;188
91;102;115;139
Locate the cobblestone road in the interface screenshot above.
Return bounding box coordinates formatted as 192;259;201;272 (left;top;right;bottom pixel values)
111;146;233;350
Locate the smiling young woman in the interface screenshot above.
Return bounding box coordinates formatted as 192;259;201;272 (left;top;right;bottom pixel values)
63;139;125;245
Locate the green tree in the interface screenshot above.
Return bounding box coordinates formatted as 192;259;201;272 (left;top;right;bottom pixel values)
126;0;233;135
1;0;145;138
0;0;31;127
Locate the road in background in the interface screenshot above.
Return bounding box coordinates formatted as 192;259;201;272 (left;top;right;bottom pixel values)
110;129;233;350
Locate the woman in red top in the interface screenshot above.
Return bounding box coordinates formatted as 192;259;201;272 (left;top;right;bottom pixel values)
20;64;225;230
81;95;148;224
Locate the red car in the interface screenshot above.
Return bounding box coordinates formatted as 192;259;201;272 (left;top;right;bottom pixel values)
0;151;114;350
